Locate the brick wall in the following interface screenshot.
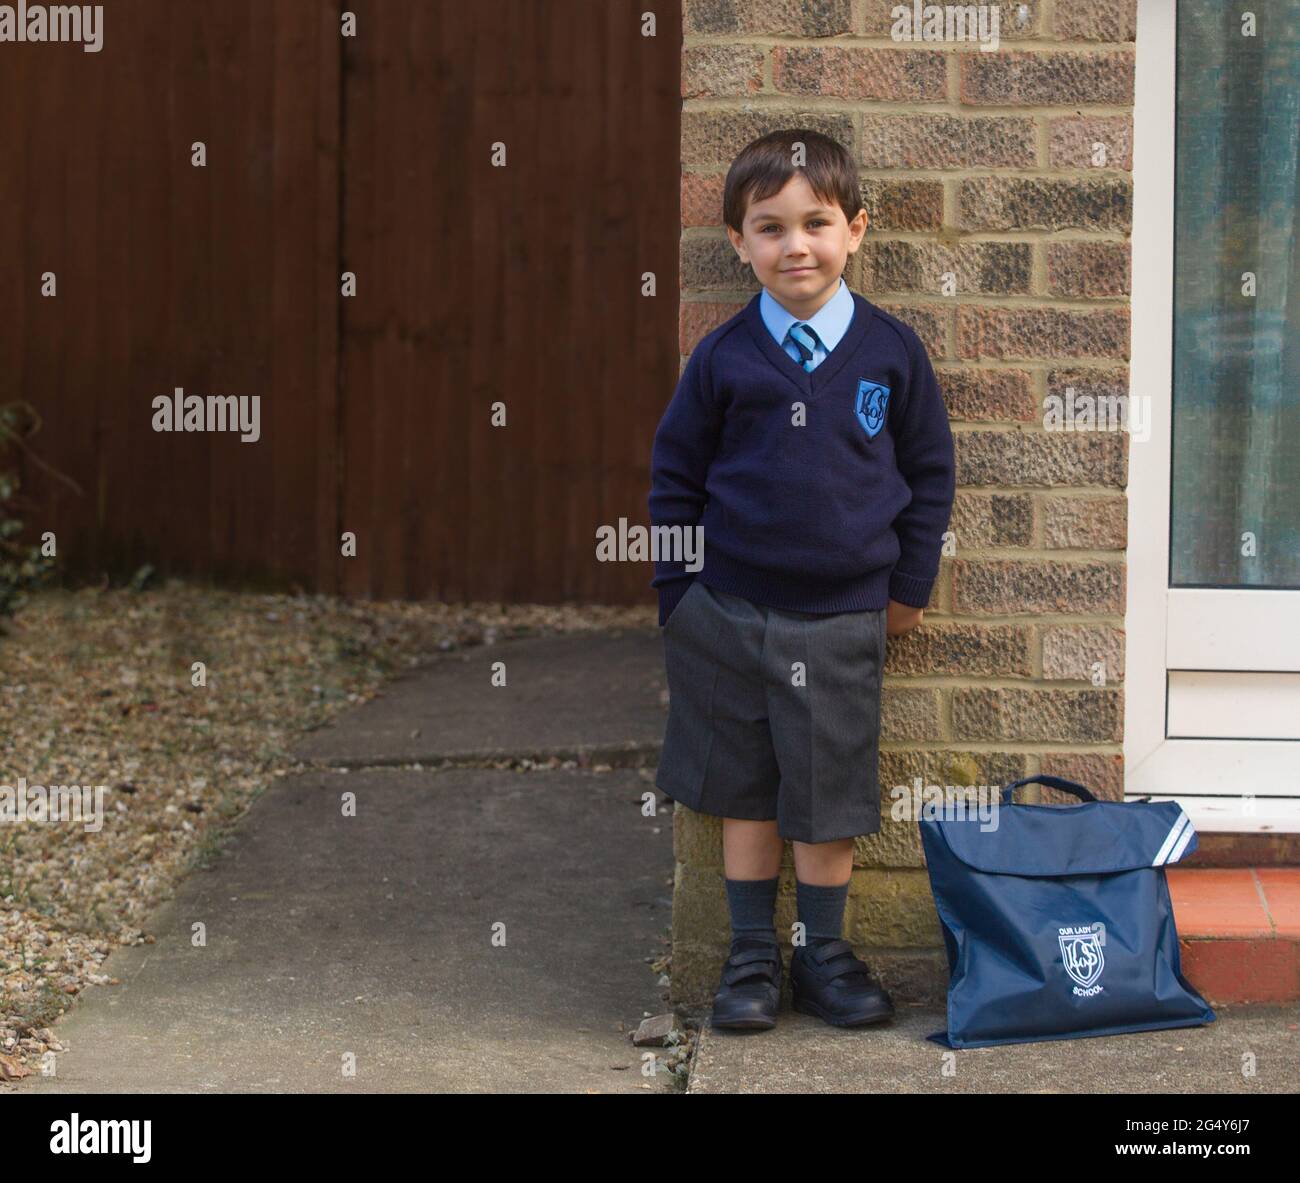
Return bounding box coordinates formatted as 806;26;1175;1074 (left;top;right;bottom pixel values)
671;0;1136;1004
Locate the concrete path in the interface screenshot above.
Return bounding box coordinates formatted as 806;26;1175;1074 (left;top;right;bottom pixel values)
295;631;668;768
688;1003;1300;1094
17;630;678;1094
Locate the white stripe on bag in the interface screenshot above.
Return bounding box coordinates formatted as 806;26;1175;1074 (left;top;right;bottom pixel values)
1167;819;1196;864
1152;811;1190;866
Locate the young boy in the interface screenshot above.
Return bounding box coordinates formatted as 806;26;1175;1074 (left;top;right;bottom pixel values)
649;128;955;1031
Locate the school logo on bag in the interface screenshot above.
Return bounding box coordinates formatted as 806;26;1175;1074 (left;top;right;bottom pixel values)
854;379;890;439
1058;924;1105;996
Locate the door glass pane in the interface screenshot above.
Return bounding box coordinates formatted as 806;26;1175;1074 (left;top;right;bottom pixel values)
1171;0;1299;588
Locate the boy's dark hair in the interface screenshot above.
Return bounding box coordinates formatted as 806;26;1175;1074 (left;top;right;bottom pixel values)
722;128;862;234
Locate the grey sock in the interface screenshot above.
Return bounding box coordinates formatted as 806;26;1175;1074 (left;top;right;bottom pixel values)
724;875;779;945
796;878;849;944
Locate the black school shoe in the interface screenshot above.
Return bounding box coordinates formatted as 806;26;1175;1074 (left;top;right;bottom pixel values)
710;938;784;1031
790;938;895;1027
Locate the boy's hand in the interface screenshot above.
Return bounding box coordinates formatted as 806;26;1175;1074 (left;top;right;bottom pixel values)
886;599;924;637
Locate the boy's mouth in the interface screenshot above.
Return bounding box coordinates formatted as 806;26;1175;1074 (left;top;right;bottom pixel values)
782;266;817;275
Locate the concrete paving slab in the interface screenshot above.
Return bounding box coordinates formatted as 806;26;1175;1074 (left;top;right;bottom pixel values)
293;630;668;767
687;1003;1299;1094
14;767;676;1094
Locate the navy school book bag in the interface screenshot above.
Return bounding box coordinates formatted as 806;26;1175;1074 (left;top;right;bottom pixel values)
919;775;1216;1049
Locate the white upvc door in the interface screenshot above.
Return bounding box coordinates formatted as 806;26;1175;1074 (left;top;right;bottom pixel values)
1126;0;1300;832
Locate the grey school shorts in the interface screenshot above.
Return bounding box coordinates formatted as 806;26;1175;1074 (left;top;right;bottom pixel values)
655;579;886;844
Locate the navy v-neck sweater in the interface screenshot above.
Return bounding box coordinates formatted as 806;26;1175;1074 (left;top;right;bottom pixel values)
648;289;955;626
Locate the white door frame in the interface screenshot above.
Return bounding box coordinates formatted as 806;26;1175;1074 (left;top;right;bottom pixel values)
1124;0;1299;832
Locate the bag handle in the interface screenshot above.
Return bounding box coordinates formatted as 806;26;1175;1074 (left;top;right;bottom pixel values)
1000;775;1097;805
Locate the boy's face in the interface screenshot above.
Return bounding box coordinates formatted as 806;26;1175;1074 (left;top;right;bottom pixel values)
727;173;868;318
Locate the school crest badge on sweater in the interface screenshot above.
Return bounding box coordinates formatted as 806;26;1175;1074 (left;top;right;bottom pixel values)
854;379;890;439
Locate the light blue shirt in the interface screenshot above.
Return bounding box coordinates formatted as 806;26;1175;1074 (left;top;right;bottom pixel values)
759;277;854;371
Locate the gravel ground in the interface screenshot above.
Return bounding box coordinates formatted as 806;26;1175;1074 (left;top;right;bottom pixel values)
0;579;654;1080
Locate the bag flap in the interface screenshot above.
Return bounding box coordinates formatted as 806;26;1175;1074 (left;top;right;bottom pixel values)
922;800;1198;876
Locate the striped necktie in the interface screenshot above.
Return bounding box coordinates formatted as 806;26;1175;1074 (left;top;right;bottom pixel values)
786;322;822;372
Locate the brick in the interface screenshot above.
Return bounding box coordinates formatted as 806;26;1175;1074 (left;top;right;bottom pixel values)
681;235;758;290
873;301;949;357
885;623;1033;677
773;46;947;100
845;870;941;946
1053;0;1137;43
1038;752;1126;800
667;942;720;1006
956;306;1129;360
669;862;729;952
852;809;925;869
952;559;1125;614
861;0;1043;39
880;749;1029;803
1168;938;1300;1005
878;743;1029;800
1046;366;1130;403
860;178;944;231
952;688;1122;742
1034;369;1138;436
1048;115;1134;170
684;0;852;37
938;367;1038;422
682;109;853;169
861;114;1037;169
1042;624;1126;683
862;240;1032;296
679;299;743;353
881;686;942;742
959;177;1132;232
1042;388;1140;436
1045;241;1131;297
931;561;955;609
960;50;1134;105
672;804;723;869
681;172;725;228
681;44;765;99
1042;494;1127;549
956;430;1127;487
950;491;1035;547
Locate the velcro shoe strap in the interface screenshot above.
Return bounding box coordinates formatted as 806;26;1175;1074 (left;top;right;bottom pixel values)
722;961;778;987
722;948;779;986
826;958;873;983
728;946;779;969
808;938;855;966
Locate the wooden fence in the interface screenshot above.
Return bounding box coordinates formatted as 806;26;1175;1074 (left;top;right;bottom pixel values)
0;0;681;604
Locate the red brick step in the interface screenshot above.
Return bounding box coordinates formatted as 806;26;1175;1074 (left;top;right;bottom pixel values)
1168;867;1300;1004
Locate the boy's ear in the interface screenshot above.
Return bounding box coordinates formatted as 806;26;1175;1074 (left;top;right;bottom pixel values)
846;206;869;251
726;224;749;262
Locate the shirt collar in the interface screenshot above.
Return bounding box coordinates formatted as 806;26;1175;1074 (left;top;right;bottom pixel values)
759;276;853;353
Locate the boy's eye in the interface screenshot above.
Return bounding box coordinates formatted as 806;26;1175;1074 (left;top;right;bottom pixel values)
760;219;828;232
